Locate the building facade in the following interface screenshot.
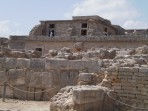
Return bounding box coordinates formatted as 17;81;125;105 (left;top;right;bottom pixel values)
29;15;125;37
8;15;148;56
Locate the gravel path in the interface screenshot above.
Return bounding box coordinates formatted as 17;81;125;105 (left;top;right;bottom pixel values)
0;98;50;111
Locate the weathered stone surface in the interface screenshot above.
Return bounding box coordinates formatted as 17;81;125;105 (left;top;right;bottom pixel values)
0;86;13;98
42;72;53;88
45;59;101;72
139;67;148;73
50;86;115;111
45;59;69;70
13;85;27;100
48;49;58;57
8;69;25;85
73;86;106;104
0;71;7;85
34;88;43;101
28;72;43;88
0;58;5;69
27;87;35;100
83;60;101;72
60;70;79;88
28;71;53;88
5;58;17;69
79;73;93;83
16;58;30;68
135;45;148;54
25;70;33;86
30;58;45;71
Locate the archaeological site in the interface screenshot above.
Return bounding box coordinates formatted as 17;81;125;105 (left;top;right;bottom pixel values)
1;15;148;111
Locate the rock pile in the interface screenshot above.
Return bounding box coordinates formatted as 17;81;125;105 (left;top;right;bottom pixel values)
0;47;42;58
43;45;148;68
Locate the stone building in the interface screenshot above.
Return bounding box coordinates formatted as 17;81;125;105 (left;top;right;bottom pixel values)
29;15;125;37
8;15;148;56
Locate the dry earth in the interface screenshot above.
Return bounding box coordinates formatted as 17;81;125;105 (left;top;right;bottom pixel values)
0;98;50;111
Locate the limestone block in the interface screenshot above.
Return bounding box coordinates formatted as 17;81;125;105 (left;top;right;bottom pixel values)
60;71;70;88
72;86;106;104
0;86;3;96
130;67;139;73
107;66;117;72
0;86;13;98
83;60;101;73
42;72;53;88
28;72;42;88
68;71;79;86
118;67;131;72
28;72;53;88
16;58;30;69
34;88;43;101
13;85;27;100
139;67;148;73
0;58;5;69
79;73;93;82
59;70;79;88
45;59;101;73
45;59;69;70
8;69;25;85
0;71;7;85
69;60;85;69
5;58;17;69
30;58;45;71
27;87;35;100
25;70;33;86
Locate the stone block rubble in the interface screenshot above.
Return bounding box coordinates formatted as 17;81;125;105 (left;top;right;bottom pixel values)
1;45;148;110
50;86;116;111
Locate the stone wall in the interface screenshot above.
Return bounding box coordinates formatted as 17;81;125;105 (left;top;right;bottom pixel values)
0;58;101;101
9;35;148;54
103;67;148;111
26;35;148;55
1;57;148;110
8;36;27;51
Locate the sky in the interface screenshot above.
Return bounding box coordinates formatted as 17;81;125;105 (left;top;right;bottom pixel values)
0;0;148;37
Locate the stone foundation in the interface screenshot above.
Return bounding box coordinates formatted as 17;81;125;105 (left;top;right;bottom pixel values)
0;58;101;101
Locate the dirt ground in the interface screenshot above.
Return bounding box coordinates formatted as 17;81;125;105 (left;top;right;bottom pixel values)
0;98;50;111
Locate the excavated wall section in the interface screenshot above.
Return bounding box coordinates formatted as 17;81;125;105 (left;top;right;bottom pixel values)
0;58;101;101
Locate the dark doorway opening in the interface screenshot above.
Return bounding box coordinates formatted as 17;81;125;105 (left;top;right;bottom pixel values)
81;30;87;35
49;30;55;37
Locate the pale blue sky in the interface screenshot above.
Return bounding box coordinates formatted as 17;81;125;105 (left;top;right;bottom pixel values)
0;0;148;37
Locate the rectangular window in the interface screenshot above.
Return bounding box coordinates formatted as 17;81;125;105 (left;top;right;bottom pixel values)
104;27;108;32
81;23;87;28
49;24;55;28
81;30;87;35
35;48;42;51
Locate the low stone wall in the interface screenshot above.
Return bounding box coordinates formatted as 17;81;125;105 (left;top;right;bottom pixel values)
104;67;148;111
28;35;148;42
0;58;101;101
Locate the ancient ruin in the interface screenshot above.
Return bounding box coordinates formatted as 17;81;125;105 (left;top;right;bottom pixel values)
0;15;148;111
